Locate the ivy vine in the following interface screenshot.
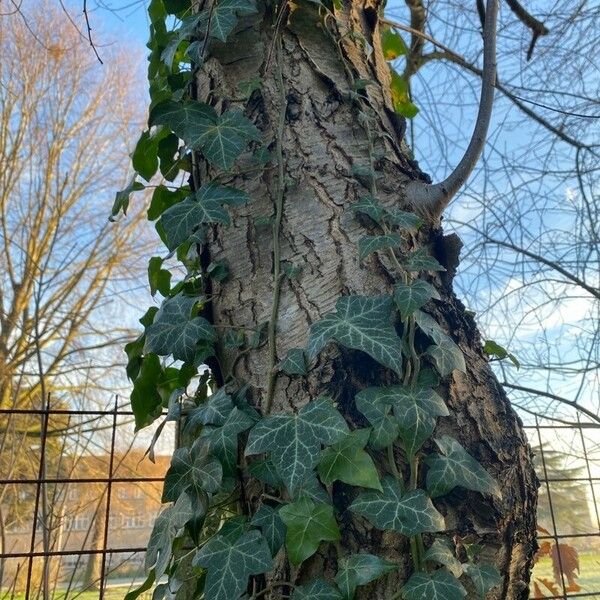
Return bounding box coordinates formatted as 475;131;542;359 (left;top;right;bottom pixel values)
115;1;503;598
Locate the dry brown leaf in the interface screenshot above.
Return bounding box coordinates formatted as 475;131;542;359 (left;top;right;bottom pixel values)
552;543;580;588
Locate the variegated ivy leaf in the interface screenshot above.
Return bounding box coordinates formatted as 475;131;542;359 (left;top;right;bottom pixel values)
144;294;215;363
197;0;258;43
245;396;348;493
192;529;272;600
307;295;404;376
463;563;502;597
404;247;445;272
279;348;308;375
162;440;222;502
354;388;399;450
350;476;445;536
381;386;449;457
291;470;330;504
414;311;466;376
279;497;340;565
358;233;402;261
334;553;395;599
200;407;255;475
152;101;259;170
393;280;440;321
402;571;467;600
384;207;422;230
161;13;202;67
291;579;343;600
423;538;463;578
317;429;382;490
351;195;385;223
161;183;249;249
145;493;194;579
248;458;283;487
426;435;501;498
250;505;286;556
184;388;235;432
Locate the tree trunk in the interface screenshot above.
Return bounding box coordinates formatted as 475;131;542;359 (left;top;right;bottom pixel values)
193;2;537;597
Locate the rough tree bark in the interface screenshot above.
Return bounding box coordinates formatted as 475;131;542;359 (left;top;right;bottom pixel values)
192;1;537;597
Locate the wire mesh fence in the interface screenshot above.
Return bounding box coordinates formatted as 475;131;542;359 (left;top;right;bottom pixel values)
0;398;598;599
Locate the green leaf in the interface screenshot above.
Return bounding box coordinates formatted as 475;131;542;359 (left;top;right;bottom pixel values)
132;129;160;181
358;234;402;261
351;195;385;224
404;248;445;272
197;108;260;170
124;568;155;600
291;579;343;600
206;0;258;42
111;176;144;220
201;407;254;474
279;348;308;375
161;13;202;68
245;397;348;493
148;256;172;297
393;280;440;321
423;539;463;578
381;386;449;457
251;505;286;556
145;493;194;579
130;353;163;430
384;207;422;230
354;388;398;450
318;429;382;490
414;311;465;376
279;498;340;565
425;436;501;498
151;100;216;143
483;340;520;368
207;260;230;282
335;553;395;599
402;571;467;600
390;70;419;118
144;294;215;363
193;529;272;600
381;28;408;60
162;441;222;501
463;563;502;597
158;133;181;181
148;185;189;221
307;295;404;376
185;388;235;431
248;458;283;487
350;476;445;536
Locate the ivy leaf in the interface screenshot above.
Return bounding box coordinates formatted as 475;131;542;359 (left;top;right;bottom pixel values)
250;505;286;556
425;436;501;498
291;579;343;600
196;109;261;170
382;386;449;457
185;388;235;431
463;563;502;597
318;429;382;490
351;476;445;536
148;185;189;221
307;295;404;376
245;397;348;493
404;248;445;272
292;470;330;504
200;407;255;474
414;311;466;376
279;497;340;565
192;530;272;600
384;207;422;230
402;571;467;600
279;348;308;375
124;568;155;600
393;280;440;321
130;353;163;430
144;294;216;363
335;553;395;599
205;0;258;43
423;539;463;578
132;129;161;180
358;234;402;261
381;28;408;60
354;388;399;450
148;256;172;297
145;493;194;579
248;458;283;488
483;340;520;369
161;13;202;68
151;100;216;143
162;441;222;502
351;195;385;224
110;176;144;220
